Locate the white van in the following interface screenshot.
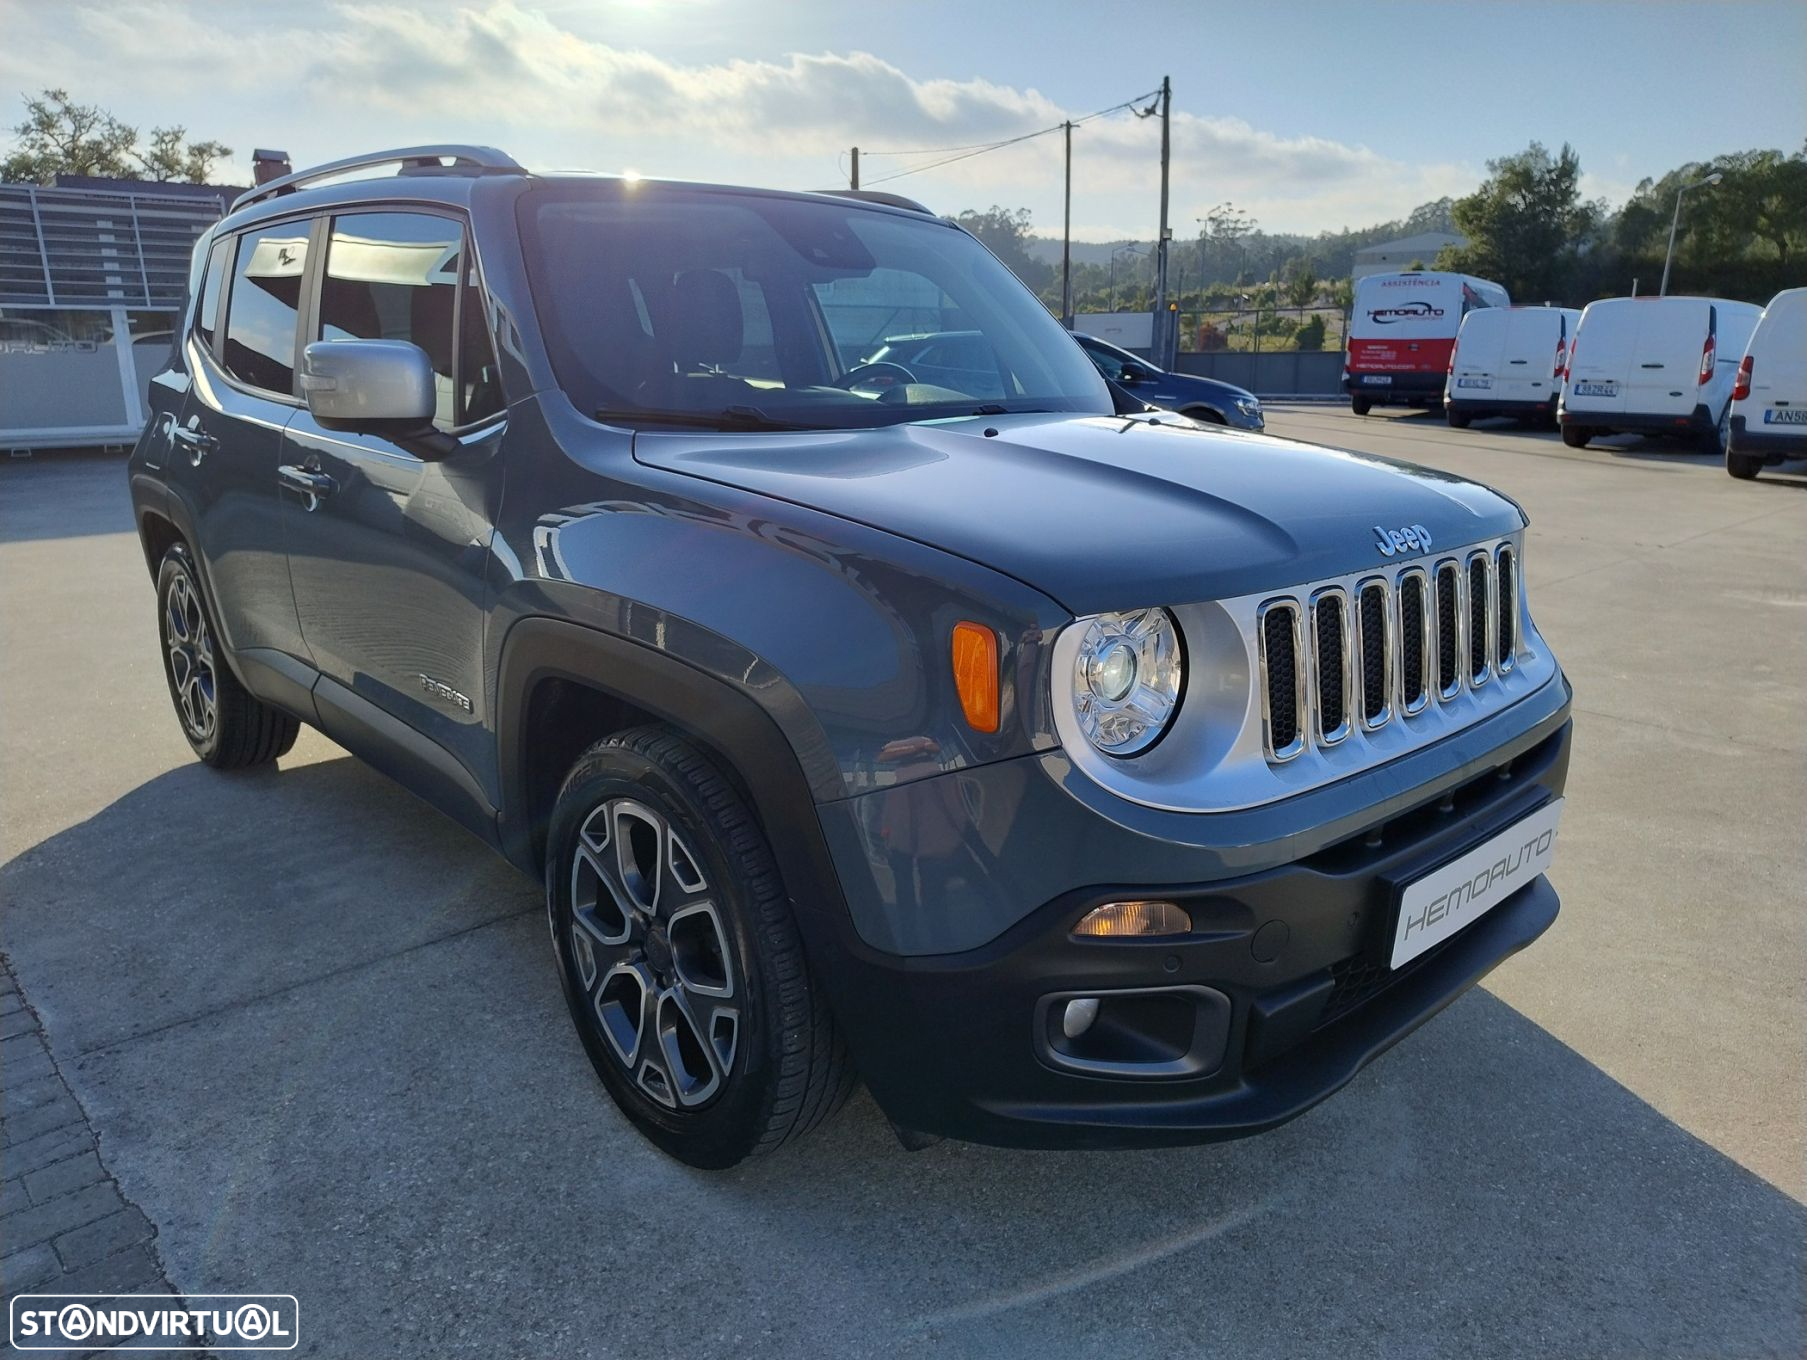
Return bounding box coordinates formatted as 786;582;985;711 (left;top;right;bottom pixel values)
1725;287;1807;480
1345;270;1510;414
1559;296;1762;452
1444;305;1582;428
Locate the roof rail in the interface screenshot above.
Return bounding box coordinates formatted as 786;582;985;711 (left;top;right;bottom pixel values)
232;145;524;211
811;188;935;215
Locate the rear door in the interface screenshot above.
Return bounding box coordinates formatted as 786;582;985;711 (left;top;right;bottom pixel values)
165;219;313;705
1496;309;1555;406
276;207;508;822
1623;300;1710;419
1450;310;1507;396
1567;302;1638;417
1349;274;1463;379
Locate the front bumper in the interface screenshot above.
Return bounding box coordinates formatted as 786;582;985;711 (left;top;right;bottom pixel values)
809;682;1572;1148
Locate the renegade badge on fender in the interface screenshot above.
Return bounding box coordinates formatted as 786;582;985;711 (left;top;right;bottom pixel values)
129;146;1573;1167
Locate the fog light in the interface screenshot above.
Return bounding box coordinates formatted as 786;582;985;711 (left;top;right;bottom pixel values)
1073;900;1191;938
1062;997;1100;1038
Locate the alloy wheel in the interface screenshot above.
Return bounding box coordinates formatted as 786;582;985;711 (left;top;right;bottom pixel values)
568;799;739;1109
165;571;217;741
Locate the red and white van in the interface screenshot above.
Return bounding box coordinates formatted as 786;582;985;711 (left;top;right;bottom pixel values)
1345;270;1510;414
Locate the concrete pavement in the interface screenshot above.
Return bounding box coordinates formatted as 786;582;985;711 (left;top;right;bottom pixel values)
2;417;1802;1358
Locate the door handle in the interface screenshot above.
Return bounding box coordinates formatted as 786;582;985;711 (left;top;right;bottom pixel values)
278;464;337;510
171;423;218;466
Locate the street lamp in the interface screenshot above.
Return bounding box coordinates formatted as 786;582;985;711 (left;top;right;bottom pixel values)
1660;170;1723;297
1109;244;1146;313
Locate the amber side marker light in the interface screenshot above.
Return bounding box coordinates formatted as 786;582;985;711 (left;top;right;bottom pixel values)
1073;900;1192;938
950;621;1000;733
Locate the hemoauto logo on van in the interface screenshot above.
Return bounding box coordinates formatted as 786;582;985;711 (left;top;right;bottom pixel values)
1368;301;1445;324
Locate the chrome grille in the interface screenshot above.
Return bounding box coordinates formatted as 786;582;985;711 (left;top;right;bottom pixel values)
1496;545;1517;672
1311;589;1352;744
1398;568;1430;715
1468;552;1492;686
1257;601;1306;761
1356;580;1390;726
1256;540;1526;762
1435;561;1462;700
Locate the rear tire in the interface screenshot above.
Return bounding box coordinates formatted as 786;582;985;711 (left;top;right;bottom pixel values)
1560;424;1592;449
1727;451;1762;480
1446;407;1471;429
1351;396;1372;416
547;725;855;1168
155;544;299;769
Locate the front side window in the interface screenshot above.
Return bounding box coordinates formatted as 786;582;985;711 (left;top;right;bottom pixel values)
519;185;1110;429
1080;338;1155;383
318;211;462;427
223;222;310;393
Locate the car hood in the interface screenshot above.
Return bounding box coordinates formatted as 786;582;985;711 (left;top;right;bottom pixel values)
634;413;1524;615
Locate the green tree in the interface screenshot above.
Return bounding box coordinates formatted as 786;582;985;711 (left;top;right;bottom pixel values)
1437;141;1598;300
1283;259;1318;316
1295;314;1327;350
948;206;1053;293
1;89;231;184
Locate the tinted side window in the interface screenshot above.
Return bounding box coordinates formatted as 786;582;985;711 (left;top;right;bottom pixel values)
223;223;310;393
318;212;461;428
195;237;230;351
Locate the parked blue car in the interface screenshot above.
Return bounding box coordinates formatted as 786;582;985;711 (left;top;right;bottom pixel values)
1072;332;1265;429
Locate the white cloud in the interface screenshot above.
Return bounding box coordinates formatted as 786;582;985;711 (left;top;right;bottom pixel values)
0;0;1486;234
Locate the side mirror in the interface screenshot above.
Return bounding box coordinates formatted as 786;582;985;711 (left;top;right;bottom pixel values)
1117;366;1139;383
301;339;436;428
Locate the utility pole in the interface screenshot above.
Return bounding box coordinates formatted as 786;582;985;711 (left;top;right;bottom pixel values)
1154;76;1172;366
1061;121;1073;328
849;147;859;191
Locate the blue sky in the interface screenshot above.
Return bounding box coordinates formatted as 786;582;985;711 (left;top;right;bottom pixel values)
3;0;1802;240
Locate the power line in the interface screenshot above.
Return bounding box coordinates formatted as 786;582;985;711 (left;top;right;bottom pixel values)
856;89;1160;187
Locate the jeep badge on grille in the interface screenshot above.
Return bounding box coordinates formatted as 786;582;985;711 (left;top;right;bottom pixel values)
1374;524;1432;557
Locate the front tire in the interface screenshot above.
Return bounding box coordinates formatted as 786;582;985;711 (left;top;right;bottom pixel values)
155;545;298;768
547;726;854;1168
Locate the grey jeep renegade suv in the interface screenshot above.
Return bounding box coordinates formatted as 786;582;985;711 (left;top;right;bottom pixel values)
128;146;1573;1167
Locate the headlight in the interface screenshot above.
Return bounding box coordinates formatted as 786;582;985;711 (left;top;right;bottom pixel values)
1235;397;1262;420
1069;608;1185;755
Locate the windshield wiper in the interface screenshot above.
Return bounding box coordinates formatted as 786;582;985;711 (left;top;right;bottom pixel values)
594;404;826;432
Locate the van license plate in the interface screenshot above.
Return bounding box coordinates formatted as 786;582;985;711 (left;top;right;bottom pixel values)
1573;381;1617;397
1763;408;1806;424
1361;375;1392;385
1456;377;1492;390
1390;799;1564;968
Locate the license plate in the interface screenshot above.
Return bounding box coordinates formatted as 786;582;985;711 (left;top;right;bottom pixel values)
1763;408;1806;424
1361;375;1392;386
1573;381;1617;397
1390;799;1564;968
1455;377;1492;390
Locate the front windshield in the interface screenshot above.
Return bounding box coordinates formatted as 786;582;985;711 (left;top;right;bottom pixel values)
519;184;1112;429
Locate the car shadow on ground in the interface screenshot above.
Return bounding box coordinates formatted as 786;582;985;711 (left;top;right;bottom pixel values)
3;757;1802;1359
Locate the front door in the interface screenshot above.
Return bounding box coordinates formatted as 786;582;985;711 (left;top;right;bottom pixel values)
168;222;312;686
276;209;508;816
